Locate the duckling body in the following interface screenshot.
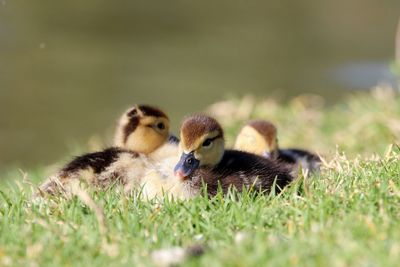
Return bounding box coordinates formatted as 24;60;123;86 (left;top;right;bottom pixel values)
276;148;321;174
234;120;321;176
185;150;293;197
38;105;181;198
139;141;190;199
174;115;294;198
39;148;145;195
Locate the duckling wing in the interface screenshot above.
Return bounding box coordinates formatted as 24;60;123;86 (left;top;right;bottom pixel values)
211;150;294;194
61;147;128;175
278;148;321;174
38;147;147;196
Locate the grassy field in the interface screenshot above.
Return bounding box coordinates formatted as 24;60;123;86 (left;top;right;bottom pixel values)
1;86;400;267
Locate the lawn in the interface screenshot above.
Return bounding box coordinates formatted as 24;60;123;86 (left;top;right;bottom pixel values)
1;86;400;267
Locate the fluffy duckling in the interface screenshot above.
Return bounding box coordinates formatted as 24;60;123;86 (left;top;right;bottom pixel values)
38;105;177;196
113;105;187;199
114;105;178;153
234;120;321;176
173;115;294;197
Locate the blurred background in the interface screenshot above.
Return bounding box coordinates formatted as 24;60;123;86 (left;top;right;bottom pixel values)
0;0;399;170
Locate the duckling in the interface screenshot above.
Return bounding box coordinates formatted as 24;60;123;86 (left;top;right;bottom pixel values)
113;105;187;199
234;120;321;176
38;104;177;197
173;115;294;197
114;105;178;153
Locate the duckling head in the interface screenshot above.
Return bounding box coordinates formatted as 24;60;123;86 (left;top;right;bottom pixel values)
174;115;224;180
114;105;170;154
234;120;279;159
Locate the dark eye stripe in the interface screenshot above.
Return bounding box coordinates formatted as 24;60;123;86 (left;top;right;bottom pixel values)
207;135;221;142
202;139;212;146
157;122;165;130
202;135;221;146
123;117;139;144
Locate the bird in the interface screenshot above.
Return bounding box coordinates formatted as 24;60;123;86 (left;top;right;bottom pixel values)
114;104;178;154
173;115;294;198
234;120;321;176
38;104;184;198
112;105;188;199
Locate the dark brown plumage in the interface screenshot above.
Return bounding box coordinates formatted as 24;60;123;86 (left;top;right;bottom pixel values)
123;116;139;144
175;115;294;198
38;148;140;195
189;150;293;197
276;148;321;174
60;147;132;175
135;105;169;119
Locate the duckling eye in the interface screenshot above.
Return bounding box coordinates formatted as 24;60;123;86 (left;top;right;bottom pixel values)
202;139;212;147
186;158;193;165
156;122;165;130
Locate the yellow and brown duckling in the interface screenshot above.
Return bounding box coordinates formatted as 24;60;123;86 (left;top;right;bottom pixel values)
113;105;187;199
114;105;178;153
234;120;321;176
38;105;178;197
173;115;294;197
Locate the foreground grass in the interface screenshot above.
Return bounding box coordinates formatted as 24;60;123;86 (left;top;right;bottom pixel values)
1;88;400;267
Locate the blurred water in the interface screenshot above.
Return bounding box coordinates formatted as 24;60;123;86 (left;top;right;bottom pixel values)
331;62;398;89
0;0;399;169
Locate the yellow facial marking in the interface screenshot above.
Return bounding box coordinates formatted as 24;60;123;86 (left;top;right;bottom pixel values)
235;125;272;155
179;131;224;167
125;118;169;154
181;130;220;152
140;116;159;126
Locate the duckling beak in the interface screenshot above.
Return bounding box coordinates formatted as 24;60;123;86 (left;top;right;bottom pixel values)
174;152;200;180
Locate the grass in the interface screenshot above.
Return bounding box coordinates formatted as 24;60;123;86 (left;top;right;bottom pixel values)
1;86;400;267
